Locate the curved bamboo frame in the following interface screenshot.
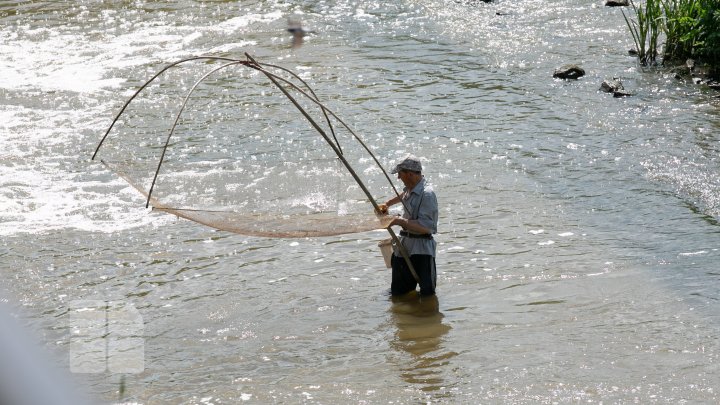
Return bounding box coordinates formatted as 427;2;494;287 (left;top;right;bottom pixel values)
92;53;418;281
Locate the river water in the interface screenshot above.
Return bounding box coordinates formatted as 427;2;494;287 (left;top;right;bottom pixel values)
2;0;720;403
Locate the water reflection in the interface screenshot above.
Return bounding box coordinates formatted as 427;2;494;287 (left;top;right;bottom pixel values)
287;17;315;49
388;293;455;395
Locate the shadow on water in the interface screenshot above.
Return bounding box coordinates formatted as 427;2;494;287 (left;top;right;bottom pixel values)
388;293;456;398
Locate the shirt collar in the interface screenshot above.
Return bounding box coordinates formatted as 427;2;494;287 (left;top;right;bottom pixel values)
405;177;426;195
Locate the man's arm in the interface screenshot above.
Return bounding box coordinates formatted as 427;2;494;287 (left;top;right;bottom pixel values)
388;216;432;234
392;190;436;234
376;193;404;214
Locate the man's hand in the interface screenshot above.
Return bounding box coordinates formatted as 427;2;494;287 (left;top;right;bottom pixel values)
376;203;389;214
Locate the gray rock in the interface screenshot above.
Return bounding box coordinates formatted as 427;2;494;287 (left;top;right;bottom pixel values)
605;0;629;6
613;90;633;97
600;78;624;93
553;64;586;80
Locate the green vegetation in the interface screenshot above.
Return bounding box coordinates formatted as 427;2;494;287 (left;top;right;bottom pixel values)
622;0;662;65
622;0;720;73
661;0;703;63
696;0;720;68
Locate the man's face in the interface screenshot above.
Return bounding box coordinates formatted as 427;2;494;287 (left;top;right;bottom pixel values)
397;170;414;188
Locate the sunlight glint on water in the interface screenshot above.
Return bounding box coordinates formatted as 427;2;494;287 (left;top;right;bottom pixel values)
1;0;719;403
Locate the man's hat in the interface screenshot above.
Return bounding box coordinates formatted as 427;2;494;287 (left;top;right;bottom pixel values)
390;156;422;174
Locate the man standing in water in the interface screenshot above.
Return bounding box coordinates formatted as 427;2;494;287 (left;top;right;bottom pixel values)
378;156;438;296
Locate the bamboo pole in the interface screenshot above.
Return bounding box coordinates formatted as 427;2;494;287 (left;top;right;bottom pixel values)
245;53;420;283
92;53;420;282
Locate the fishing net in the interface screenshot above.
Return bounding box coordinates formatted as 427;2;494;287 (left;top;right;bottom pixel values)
93;55;398;238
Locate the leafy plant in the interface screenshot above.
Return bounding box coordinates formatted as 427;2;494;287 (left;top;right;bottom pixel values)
622;0;664;65
661;0;703;63
695;0;720;69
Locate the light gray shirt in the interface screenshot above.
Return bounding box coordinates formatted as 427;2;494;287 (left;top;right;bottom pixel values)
393;177;438;257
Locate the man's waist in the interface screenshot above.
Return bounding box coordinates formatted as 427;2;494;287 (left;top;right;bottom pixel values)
400;230;433;239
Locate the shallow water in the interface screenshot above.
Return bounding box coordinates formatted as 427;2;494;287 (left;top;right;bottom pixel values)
2;0;720;403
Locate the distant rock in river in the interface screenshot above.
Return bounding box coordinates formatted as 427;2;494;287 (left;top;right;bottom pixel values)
600;78;624;93
600;78;632;97
553;64;586;80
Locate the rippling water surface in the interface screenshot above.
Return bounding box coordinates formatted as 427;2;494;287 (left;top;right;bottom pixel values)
2;0;720;403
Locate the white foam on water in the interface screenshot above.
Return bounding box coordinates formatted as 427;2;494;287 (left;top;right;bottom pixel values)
678;251;707;257
206;41;257;54
0;164;167;236
0;29;127;93
0;9;284;94
0;10;294;236
0;83;177;235
291;192;335;212
216;11;283;32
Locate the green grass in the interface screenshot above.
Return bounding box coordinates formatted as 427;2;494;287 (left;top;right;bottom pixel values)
662;0;703;63
696;0;720;70
622;0;720;73
622;0;663;65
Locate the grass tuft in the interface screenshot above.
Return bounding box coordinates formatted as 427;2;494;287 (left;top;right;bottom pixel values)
622;0;720;73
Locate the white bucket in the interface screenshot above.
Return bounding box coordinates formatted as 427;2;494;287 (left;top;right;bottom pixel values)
378;238;393;268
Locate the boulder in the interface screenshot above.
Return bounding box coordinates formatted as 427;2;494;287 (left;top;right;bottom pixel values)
553;64;586;80
613;90;633;97
605;0;629;6
599;78;632;97
600;78;624;93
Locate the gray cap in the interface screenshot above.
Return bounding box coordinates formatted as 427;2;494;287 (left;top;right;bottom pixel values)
390;156;422;174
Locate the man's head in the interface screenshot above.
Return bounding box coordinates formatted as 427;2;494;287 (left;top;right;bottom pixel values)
390;156;422;175
391;156;423;189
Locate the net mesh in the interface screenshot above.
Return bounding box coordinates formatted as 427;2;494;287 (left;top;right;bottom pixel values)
94;56;397;237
